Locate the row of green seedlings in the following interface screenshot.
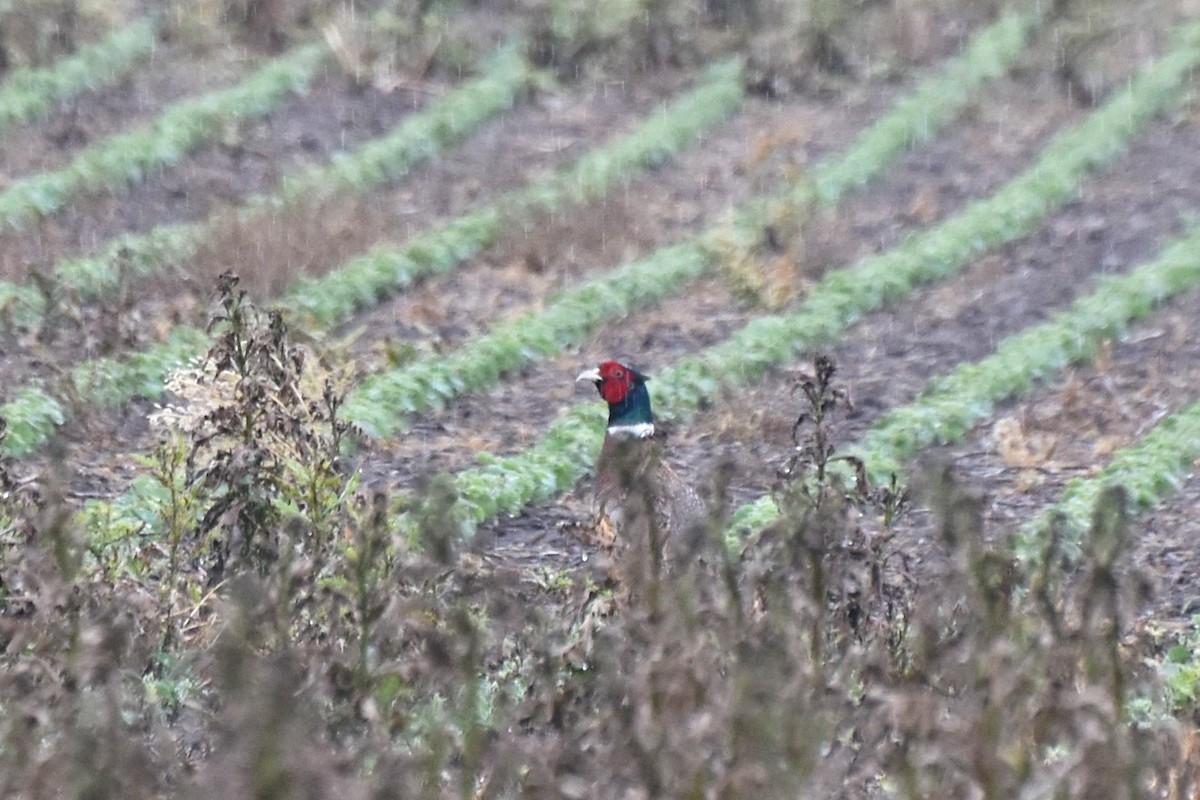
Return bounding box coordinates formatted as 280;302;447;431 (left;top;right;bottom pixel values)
0;16;157;136
376;12;1200;543
0;54;743;456
18;281;1180;800
761;291;1200;721
60;5;1196;545
0;38;328;232
0;43;533;329
1;6;1039;455
761;351;1184;790
727;220;1200;538
1059;405;1200;716
342;7;1044;439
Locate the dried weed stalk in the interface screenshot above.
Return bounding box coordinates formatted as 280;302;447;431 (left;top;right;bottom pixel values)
0;334;1194;799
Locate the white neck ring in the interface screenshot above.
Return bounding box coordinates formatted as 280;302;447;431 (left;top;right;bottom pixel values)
607;422;655;439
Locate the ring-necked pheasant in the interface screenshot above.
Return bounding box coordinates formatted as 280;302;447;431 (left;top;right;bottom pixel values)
576;359;706;571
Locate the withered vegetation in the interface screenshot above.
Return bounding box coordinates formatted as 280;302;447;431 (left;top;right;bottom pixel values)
3;0;1200;795
1;286;1196;797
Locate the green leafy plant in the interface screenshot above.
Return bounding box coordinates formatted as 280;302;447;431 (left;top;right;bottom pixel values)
0;418;41;538
0;384;64;457
1156;615;1200;715
0;54;740;458
0;39;328;231
0;16;158;135
141;434;202;652
334;492;393;687
1018;400;1200;566
385;13;1200;542
343;8;1040;437
729;221;1200;536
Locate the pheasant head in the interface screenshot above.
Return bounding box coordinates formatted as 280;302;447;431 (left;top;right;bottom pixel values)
576;359;655;438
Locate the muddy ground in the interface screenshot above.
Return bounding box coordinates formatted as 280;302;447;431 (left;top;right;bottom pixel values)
5;1;1200;641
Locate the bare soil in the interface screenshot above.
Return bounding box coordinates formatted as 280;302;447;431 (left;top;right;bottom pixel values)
8;1;1200;643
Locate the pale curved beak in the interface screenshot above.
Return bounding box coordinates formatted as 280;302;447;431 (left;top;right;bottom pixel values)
576;368;601;384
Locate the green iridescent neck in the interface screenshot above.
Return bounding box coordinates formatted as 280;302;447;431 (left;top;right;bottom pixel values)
607;379;654;435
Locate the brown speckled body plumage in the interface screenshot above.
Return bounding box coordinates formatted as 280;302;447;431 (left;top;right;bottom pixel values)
578;360;706;562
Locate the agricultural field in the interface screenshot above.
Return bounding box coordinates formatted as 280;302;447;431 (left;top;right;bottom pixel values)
4;0;1200;796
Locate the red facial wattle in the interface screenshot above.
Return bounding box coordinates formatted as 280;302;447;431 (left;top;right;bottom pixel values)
597;361;633;405
600;377;629;404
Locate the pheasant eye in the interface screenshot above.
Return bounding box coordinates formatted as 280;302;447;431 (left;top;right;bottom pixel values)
612;368;625;379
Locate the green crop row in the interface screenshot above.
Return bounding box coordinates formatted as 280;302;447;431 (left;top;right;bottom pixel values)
0;40;328;232
342;9;1043;439
1017;401;1200;566
72;326;211;408
39;8;1036;459
390;14;1200;540
0;43;532;321
806;8;1038;205
345;241;705;437
0;385;64;457
0;57;738;458
724;223;1200;536
0;17;158;135
282;57;746;330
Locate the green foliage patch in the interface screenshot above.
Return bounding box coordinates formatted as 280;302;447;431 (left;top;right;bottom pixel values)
344;8;1041;438
407;13;1200;539
0;385;64;457
0;40;328;232
727;224;1200;536
0;55;739;459
0;17;158;135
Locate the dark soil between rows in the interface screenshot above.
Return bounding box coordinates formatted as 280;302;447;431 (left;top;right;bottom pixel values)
0;63;426;281
363;63;1079;494
476;99;1200;604
7;1;1199;642
35;76;692;499
9;3;1200;796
